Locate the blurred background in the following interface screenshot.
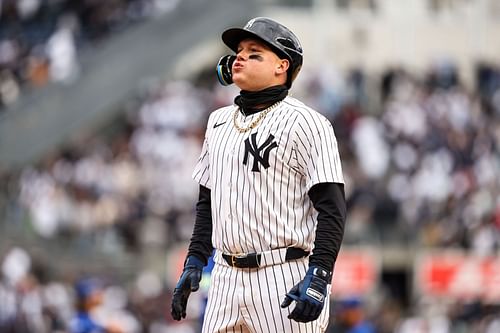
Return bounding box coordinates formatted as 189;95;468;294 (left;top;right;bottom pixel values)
0;0;499;332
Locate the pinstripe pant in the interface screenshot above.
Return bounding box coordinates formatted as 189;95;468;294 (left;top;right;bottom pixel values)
201;257;330;333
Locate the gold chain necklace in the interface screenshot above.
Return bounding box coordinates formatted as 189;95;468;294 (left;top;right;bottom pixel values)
233;101;280;133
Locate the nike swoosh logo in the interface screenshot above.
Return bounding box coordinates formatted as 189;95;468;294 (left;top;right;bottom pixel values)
213;121;227;128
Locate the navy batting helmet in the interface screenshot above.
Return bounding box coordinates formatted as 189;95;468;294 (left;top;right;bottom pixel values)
221;17;303;88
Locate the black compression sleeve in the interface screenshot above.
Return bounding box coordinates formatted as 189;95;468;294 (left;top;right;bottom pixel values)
308;182;346;274
186;185;214;265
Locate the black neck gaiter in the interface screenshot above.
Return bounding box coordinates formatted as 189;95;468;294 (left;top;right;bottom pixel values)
234;85;288;116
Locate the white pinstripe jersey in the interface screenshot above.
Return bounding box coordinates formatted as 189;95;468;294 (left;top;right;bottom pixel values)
192;96;344;256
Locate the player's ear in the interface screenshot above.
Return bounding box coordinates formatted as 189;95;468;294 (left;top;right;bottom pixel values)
276;59;289;74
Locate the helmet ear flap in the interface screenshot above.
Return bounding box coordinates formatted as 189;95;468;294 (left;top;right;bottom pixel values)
216;55;236;86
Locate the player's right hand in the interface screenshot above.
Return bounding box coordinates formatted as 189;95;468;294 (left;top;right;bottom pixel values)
171;256;204;321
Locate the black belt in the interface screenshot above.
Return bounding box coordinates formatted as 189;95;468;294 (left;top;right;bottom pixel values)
222;247;309;268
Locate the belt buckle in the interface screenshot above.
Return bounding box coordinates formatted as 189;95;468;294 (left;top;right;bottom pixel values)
232;254;246;267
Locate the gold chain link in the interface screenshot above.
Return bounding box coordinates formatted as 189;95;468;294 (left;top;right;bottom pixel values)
232;101;281;133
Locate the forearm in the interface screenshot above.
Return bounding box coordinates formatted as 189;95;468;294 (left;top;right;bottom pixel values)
308;182;346;274
186;185;214;265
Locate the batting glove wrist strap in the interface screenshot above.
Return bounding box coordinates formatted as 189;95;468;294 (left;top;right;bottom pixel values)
280;266;330;323
184;255;204;270
309;266;332;283
171;256;204;321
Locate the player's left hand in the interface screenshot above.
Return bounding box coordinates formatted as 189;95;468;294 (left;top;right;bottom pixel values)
280;266;331;323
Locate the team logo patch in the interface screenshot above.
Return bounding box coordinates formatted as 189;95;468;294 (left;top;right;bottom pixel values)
243;132;277;172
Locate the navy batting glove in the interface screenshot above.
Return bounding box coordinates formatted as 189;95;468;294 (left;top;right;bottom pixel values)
171;256;204;321
280;266;331;323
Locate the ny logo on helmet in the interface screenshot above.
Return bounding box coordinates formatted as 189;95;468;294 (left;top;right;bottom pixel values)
243;133;278;172
244;18;256;29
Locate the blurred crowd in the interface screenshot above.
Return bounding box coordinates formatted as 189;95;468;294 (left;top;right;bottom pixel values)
337;62;500;254
0;0;179;109
0;246;195;333
15;79;210;249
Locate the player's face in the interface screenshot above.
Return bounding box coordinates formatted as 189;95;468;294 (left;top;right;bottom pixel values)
232;38;289;91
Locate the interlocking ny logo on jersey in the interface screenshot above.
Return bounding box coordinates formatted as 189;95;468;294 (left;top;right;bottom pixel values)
243;133;278;172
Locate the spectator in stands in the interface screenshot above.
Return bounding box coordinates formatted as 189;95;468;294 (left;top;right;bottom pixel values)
328;297;376;333
0;69;20;107
70;278;107;333
46;14;80;84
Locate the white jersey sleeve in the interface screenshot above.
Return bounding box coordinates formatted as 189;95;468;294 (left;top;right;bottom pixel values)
293;107;344;190
192;113;215;189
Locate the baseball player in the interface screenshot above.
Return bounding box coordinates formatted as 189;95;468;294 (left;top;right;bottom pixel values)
171;17;346;332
